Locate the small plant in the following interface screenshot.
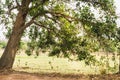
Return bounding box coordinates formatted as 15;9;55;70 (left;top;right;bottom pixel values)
25;62;28;67
49;61;53;69
17;59;20;67
100;68;107;74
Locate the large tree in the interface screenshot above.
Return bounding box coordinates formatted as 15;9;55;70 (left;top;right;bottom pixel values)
0;0;118;70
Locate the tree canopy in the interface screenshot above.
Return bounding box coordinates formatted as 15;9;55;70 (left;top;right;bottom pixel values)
0;0;119;69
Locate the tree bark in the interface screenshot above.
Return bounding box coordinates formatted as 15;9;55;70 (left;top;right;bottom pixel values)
118;55;120;73
0;0;31;70
0;10;27;70
0;28;24;70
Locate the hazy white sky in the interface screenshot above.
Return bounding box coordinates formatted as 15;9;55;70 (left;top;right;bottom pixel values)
0;0;120;40
115;0;120;14
115;0;120;26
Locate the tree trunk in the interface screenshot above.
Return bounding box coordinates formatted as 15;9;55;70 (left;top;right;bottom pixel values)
0;29;24;70
0;10;27;70
0;0;31;70
119;55;120;73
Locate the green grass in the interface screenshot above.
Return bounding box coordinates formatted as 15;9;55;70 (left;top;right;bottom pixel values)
13;52;119;75
0;49;119;74
13;53;98;74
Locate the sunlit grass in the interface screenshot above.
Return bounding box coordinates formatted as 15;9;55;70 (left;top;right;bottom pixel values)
13;54;94;74
0;49;119;74
13;52;119;75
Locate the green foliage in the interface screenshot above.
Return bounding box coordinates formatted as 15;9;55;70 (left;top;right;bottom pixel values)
49;46;61;56
77;0;116;15
0;41;6;49
19;41;27;50
4;26;12;39
0;0;119;65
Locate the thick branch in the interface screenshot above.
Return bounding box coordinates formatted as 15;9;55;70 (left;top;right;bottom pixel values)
24;14;43;28
46;11;76;22
25;10;78;29
21;0;31;8
24;19;34;28
24;10;48;28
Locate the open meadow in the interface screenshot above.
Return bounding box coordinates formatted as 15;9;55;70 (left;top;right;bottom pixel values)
0;49;120;80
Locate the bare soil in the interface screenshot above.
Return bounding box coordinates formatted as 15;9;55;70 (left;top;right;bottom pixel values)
0;71;120;80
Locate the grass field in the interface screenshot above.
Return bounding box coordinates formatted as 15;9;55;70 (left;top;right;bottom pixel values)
13;54;97;74
0;49;119;74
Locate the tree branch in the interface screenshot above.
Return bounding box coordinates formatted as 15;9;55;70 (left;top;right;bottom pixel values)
44;14;60;24
33;21;60;37
24;20;34;28
33;21;52;31
46;11;76;22
15;0;21;7
25;9;78;29
8;6;17;15
21;0;31;10
24;15;42;28
24;10;48;28
82;0;104;6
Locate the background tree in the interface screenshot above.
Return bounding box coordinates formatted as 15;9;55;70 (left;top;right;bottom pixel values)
0;0;118;71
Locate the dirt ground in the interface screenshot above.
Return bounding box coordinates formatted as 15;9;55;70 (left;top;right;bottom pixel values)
0;71;120;80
